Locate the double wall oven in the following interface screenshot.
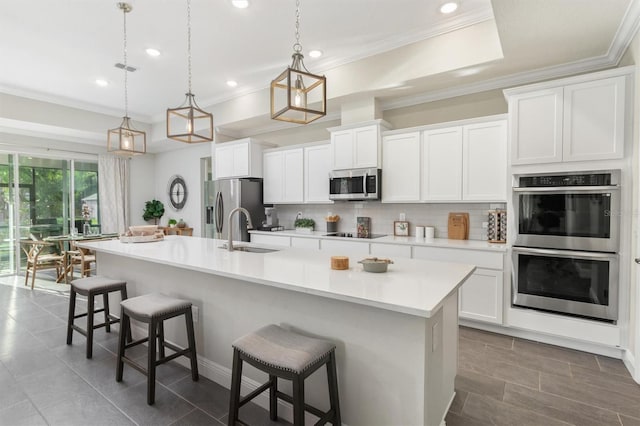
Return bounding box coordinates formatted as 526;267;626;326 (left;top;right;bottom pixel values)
512;170;620;322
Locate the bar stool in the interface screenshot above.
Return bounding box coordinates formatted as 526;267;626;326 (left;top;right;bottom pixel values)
66;276;129;359
228;324;341;426
116;292;199;405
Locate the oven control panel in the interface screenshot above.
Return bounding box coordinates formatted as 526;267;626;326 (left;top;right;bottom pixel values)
519;172;613;187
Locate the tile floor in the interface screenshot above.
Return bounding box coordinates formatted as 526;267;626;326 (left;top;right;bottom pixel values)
1;276;640;425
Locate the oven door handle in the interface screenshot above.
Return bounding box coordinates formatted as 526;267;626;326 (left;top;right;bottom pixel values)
512;246;617;259
513;186;619;193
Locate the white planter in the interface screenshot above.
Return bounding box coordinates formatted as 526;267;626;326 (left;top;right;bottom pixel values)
295;227;314;234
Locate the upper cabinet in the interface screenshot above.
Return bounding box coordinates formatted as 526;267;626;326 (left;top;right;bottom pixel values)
328;120;390;170
263;142;333;205
214;138;274;179
505;68;630;165
381;117;507;203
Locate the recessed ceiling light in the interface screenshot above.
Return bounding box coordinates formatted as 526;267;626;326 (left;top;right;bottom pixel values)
309;50;323;58
440;2;458;14
231;0;249;8
227;80;238;88
95;79;109;87
146;48;161;57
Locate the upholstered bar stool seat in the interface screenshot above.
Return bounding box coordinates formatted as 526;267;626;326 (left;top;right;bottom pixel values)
228;324;341;425
66;276;128;359
116;292;199;405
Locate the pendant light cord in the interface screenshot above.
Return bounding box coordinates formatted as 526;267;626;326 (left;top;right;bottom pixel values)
293;0;301;53
187;0;192;95
123;5;129;118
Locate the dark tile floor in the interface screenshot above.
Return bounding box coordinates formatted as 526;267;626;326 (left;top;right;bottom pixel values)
2;278;640;425
447;326;640;426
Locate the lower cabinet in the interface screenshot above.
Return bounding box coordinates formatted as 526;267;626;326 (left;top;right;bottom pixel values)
291;237;320;249
249;234;291;247
320;239;370;256
413;246;504;325
370;243;412;259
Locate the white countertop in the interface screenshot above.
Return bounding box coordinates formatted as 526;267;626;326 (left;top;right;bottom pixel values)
249;229;507;252
79;236;475;318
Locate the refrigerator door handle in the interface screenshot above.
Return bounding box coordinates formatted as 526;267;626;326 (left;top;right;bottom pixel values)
215;192;224;234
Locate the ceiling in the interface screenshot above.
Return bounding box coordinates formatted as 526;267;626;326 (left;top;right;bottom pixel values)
0;0;638;146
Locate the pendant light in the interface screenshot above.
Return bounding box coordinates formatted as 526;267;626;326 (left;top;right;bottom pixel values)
166;0;213;143
107;2;146;156
270;0;326;124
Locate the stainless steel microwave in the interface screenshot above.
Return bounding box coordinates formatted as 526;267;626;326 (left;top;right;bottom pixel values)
329;168;381;201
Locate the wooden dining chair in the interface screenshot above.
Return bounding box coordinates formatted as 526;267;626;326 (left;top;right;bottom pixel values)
68;241;96;281
21;240;65;290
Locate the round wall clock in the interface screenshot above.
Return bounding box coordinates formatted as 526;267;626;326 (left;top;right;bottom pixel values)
168;175;187;210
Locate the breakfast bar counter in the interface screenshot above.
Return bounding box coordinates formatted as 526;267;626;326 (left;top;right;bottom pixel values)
80;236;475;425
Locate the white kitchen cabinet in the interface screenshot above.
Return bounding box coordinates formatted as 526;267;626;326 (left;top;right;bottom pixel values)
329;120;390;170
263;148;303;204
304;144;332;204
249;233;291;247
506;70;628;165
382;132;421;202
413;245;504;325
462;121;507;201
320;239;370;256
214;138;273;179
370;243;412;259
422;127;463;201
458;268;503;324
291;237;320;249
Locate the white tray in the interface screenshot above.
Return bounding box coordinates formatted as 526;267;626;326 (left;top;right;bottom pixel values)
120;234;164;243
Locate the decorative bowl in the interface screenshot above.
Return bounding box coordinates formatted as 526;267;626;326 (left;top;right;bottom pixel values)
358;257;394;273
129;225;158;236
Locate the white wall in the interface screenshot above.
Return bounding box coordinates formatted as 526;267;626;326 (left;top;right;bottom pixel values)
129;155;156;226
153;143;211;236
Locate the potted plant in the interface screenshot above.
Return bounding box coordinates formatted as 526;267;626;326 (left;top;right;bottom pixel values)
143;199;165;225
294;217;315;233
168;218;177;228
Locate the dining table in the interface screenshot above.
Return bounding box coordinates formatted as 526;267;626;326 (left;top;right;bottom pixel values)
44;233;119;283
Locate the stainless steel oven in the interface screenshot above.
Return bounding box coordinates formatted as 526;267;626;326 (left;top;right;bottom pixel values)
512;247;618;321
514;170;620;252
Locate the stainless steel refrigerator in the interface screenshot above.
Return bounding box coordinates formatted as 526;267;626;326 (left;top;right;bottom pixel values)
204;178;264;241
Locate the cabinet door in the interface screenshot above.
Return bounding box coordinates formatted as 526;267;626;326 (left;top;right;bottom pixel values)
331;130;354;170
250;234;290;247
232;143;249;177
462;120;507;201
283;149;304;203
263;151;283;204
370;243;411;259
459;268;503;324
421;127;462;201
320;239;369;256
382;132;420;202
214;145;234;179
353;125;378;168
291;237;320;249
509;88;563;165
304;144;332;203
563;76;625;161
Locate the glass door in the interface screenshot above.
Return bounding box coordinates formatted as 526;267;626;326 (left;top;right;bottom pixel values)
0;154;15;275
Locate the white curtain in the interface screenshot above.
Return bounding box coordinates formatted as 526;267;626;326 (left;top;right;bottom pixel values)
98;154;129;234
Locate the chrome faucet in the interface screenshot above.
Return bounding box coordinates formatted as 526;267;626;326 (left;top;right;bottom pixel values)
227;207;254;252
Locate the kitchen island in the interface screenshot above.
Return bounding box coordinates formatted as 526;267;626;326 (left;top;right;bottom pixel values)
80;236;475;426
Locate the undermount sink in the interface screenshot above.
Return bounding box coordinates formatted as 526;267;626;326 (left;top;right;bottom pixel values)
219;244;280;253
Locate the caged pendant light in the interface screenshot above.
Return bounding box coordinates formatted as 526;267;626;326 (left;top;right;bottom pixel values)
107;2;146;156
166;0;213;143
270;0;326;124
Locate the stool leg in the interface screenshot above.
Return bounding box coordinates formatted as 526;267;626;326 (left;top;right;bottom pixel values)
228;349;243;425
292;375;305;426
116;307;128;382
184;308;199;381
66;288;77;345
269;375;278;421
103;292;111;333
86;293;95;359
157;321;165;359
120;286;132;343
327;351;341;425
147;319;157;405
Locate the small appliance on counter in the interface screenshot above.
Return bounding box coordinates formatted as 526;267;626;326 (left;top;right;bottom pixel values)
258;206;283;231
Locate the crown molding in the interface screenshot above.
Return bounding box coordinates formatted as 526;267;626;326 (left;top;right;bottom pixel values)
608;0;640;64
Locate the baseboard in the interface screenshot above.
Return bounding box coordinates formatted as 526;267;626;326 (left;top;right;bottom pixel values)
460;319;625;359
129;323;325;425
441;391;455;426
623;349;639;384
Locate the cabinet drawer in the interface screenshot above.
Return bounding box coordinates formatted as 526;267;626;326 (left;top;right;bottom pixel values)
250;234;290;247
320;239;370;256
370;243;411;259
291;237;320;249
412;246;503;270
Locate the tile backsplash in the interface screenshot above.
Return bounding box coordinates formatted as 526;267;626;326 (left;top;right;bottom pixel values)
274;202;506;241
